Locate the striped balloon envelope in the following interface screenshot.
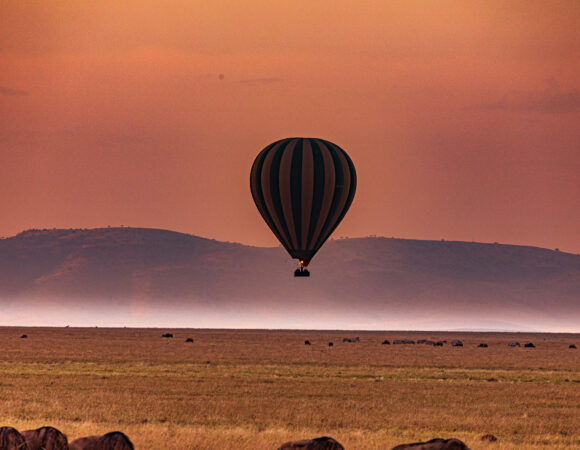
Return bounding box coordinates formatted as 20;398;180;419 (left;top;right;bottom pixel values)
250;137;356;275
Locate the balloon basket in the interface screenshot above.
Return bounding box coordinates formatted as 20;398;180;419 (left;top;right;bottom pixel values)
294;268;310;277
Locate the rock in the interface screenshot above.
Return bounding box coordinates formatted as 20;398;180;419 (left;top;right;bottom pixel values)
69;431;133;450
0;427;28;450
278;436;344;450
391;438;470;449
22;426;68;450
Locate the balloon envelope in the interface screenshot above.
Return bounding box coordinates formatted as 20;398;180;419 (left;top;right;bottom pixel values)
250;137;356;266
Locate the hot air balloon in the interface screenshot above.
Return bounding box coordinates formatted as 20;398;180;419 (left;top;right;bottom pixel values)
250;137;356;277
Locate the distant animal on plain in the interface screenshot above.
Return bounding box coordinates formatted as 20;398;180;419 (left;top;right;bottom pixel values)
185;338;194;343
570;344;577;349
304;340;311;345
382;340;390;345
394;339;415;344
508;342;520;347
477;343;488;348
480;434;497;442
342;337;360;343
0;426;29;450
524;342;535;348
21;426;68;450
328;342;333;347
451;340;463;347
20;334;28;339
69;431;133;450
434;342;444;346
161;333;173;338
391;437;470;449
278;435;344;449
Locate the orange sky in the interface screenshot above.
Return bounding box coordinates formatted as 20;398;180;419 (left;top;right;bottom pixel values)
1;1;579;252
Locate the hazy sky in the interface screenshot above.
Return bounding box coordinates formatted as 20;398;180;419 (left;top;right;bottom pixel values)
2;1;579;252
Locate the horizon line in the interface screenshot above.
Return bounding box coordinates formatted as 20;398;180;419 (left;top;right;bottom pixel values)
1;325;579;335
4;225;579;256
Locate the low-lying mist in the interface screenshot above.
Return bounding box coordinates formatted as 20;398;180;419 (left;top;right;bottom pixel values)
2;297;577;332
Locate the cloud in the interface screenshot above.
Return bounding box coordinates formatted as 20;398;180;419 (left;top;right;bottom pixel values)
484;78;580;113
237;77;283;85
53;127;144;146
0;86;29;96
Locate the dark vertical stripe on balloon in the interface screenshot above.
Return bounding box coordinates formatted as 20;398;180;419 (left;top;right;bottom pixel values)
279;139;299;249
307;139;335;250
306;139;325;248
335;142;357;213
313;143;345;251
290;139;303;250
300;139;314;250
250;143;289;251
328;141;357;211
269;140;293;253
314;141;355;250
260;139;293;252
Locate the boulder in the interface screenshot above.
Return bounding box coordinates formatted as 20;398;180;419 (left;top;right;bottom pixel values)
391;438;470;450
0;427;29;450
278;436;344;450
21;426;68;450
69;431;133;450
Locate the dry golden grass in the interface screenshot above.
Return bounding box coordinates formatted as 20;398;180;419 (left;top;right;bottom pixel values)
0;327;578;449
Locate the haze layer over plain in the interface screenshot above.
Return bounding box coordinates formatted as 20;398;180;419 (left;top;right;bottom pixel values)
1;1;580;252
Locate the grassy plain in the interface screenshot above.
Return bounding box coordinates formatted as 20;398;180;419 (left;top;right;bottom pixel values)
0;327;578;449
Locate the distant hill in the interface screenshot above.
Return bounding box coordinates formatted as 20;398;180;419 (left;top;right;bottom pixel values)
1;228;579;330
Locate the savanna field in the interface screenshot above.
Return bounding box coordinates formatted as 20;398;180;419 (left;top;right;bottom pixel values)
0;327;578;449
